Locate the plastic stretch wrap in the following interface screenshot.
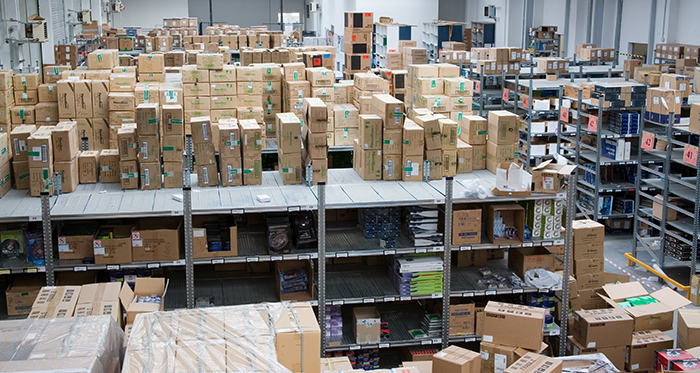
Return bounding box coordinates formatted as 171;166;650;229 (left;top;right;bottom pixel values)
123;302;320;373
0;315;124;373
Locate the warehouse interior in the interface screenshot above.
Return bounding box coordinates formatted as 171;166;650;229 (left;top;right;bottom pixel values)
0;0;700;372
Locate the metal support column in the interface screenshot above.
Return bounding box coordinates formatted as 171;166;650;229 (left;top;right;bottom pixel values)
691;143;700;277
526;57;534;171
183;186;194;309
41;192;54;286
500;69;506;110
441;177;454;349
563;0;571;57
632;87;646;259
556;85;563;157
479;65;485;117
318;182;327;355
613;0;623;67
559;173;576;355
586;0;594;43
647;0;658;67
658;113;674;269
593;105;603;220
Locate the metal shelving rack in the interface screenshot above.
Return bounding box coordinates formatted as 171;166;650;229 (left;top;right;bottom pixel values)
633;109;700;285
0;168;575;355
373;22;413;69
421;21;464;64
554;77;649;222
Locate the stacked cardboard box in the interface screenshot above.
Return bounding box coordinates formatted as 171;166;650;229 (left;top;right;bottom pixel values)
401;119;424;182
486;110;518;174
276;112;303;185
371;94;403;181
443;76;474;128
307;67;334;106
353;73;390;115
456;114;485;171
27;125;54;196
414;112;458;180
333;103;359;146
52;121;80;193
117;123;138;189
236;65;267;136
570;219;605;309
258;64;283;136
569;308;634;370
0;131;10;197
216;118;242;187
106;53;137;150
660;73;692;104
9;124;35;190
473;47;522;75
161;104;184;188
37;68;61;128
536;58;569;75
645;86;681;124
579;47;616;61
134;104;161;189
344;12;373;78
0;70;12;134
191;116;218;187
12;73;40;128
379;69;408;102
239;119;263;185
282;62;310;121
302;98;328;184
403;48;427;72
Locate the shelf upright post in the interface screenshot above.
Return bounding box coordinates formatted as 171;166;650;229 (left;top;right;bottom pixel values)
559;173;576;355
441;177;454;349
691;141;700;278
41;192;54;286
632;91;646;260
501;69;506;110
184;135;193;188
594;104;603;220
557;86;563;159
479;64;485;117
514;73;520;113
574;90;583;214
658;112;674;269
183;186;194;309
526;58;534;171
318;181;327;355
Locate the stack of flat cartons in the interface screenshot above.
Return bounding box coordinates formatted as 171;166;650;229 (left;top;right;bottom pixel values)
0;70;12;134
409;65;440;112
11;73;40;129
344;12;373;79
239;118;263;185
399;40;418;70
135;103;161;190
191;116;218;187
307;67;334;107
236;65;265;133
354;73;390;115
36;67;60;128
9;125;35;190
570;219;606;310
569;308;634;370
0;131;10;197
372;94;404;180
333;103;359;146
455;115;486;172
161;105;184;188
117;122;139;190
276;112;303;185
27;126;54;196
52;121;80;193
379;69;408;103
217;118;242;187
258;64;283;137
486;110;518;174
182;64;210;133
302;98;328;184
282;62;310;121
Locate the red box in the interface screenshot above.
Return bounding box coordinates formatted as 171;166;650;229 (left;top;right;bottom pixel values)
673;359;700;371
657;350;695;371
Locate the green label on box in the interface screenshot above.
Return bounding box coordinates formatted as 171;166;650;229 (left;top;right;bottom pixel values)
148;118;157;124
27;151;39;157
163;146;175;151
457;126;462;136
403;167;413;171
170;119;183;124
478;130;487;135
402;140;409;145
19;173;29;180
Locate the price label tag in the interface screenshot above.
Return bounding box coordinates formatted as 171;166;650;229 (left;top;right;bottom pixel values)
29;216;41;222
431;293;442;298
211;259;224;264
466;337;476;342
363;298;375;303
336;252;348;258
499;245;510;249
560;108;569;122
383;296;395;302
25;268;38;274
231;208;244;214
460;245;472;251
462;292;474;297
332;300;344;305
401;296;411;301
432;338;442;344
350;345;361;351
502;88;509;102
172;260;186;265
684;144;698;166
298;254;311;260
485;290;497;296
384;249;396;255
74;266;87;272
642;131;655;151
542;241;553;246
246;257;259;262
107;265;120;271
421;340;431;345
0;269;9;275
588;116;598;132
379;343;390;349
147;263;161;269
513;288;524;294
271;256;283;261
416;248;427;254
522;242;534;247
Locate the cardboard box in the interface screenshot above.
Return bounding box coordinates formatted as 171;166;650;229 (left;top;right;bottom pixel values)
54;157;79;193
119;277;168;325
6;275;44;316
57;222;99;260
334;104;359;128
432;345;480;373
12;160;29;190
57;80;76;118
28;285;81;318
196;163;218;187
51;121;79;162
353;139;381;180
488;111;518;144
503;353;561;373
480;342;548;373
530;160;576;194
508;247;556;278
74;80;93;118
92;80;110;118
131;218;182;262
402;155;423;182
414;115;442;150
74;282;124;326
452;208;481;245
403;120;424;156
625;329;674;370
10;125;37;161
93;225;134;265
482;301;545;350
139;162;160;190
278;152;302;185
353;306;381;344
599;281;691;331
358;114;382;150
274;302;320;373
446;303;475;335
192;216;238;258
99;149;119;183
566;336;625;371
276;112;302;154
572;308;633;348
119;159;139;189
485;203;524;244
677;309;700;349
35;102;59;123
163;161;183;188
243;156;262;185
77;150;98;183
321;357;353;372
109;73;136;92
571;219;605;245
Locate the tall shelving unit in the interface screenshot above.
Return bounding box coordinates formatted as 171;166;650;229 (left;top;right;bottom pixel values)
373;22;413;68
633;111;700;285
421;21;464;64
0;167;575;359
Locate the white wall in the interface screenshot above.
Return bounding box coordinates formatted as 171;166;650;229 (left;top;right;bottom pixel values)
111;0;189;29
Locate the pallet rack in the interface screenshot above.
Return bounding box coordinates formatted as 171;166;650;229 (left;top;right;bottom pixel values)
633;96;700;285
0;165;575;358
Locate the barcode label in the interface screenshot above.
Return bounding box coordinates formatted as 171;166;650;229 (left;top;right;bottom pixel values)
142;141;148;160
387;159;393;178
202;123;209;141
229;133;236;150
41;144;47;163
144;168;150;186
202;167;209;185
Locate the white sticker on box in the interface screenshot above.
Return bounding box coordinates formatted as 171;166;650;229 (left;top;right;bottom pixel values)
93;240;105;256
543;176;554;190
132;232;143;247
483;335;493;342
632;364;639;370
587;342;596;348
434;352;447;358
494;354;507;373
193;228;205;237
480;351;489;360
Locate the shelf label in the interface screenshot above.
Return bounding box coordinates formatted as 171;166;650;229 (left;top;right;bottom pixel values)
363;298;375;303
288;206;301;212
560;108;569;122
25;268;38;274
553;239;565;245
642;131;655;151
432;338;442;344
465;337;476;342
171;210;183;216
246;257;259;262
298;254;311;260
172;260;186;265
400;296;411;301
416;248;427;254
383;249;396;255
73;266;87;272
349;345;361;351
462;292;474;297
271;256;283;261
383;296;395;302
459;245;472;251
588;116;598;132
379;343;390;349
421;339;432;345
211;259;224;265
147;263;161;269
684;144;698;166
434;198;445;205
499;245;510;249
106;265;120;271
231;208;244;214
336;252;348;258
332;300;344;305
431;293;442;298
485;290;497;296
29;216;41;222
542;241;553;246
0;269;9;275
522;242;534;247
513;288;524;294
